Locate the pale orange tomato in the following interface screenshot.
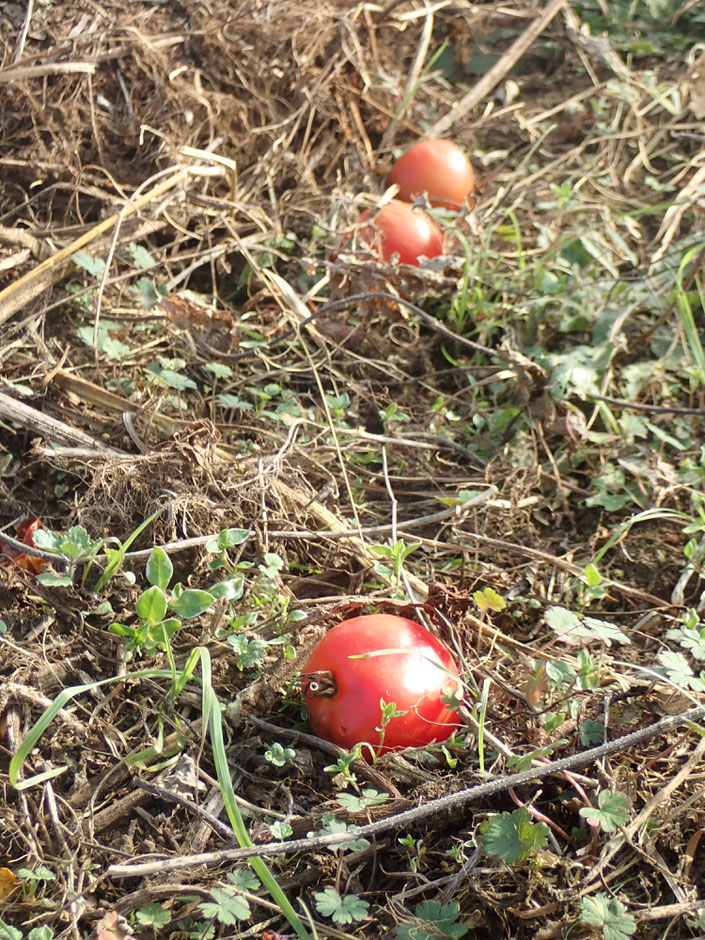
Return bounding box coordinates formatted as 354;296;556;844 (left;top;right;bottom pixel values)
390;138;475;209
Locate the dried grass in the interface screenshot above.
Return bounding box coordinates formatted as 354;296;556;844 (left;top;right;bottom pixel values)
1;0;705;937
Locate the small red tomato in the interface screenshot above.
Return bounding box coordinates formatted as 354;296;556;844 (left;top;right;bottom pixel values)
0;517;47;575
16;517;42;546
390;138;475;210
358;200;443;266
302;614;461;754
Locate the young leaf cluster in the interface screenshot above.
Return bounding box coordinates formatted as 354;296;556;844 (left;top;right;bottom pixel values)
479;807;548;864
396;900;468;939
314;888;369;925
580;791;631;832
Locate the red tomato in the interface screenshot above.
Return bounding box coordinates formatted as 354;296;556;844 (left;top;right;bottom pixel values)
390;138;475;210
0;517;47;575
358;200;443;266
16;517;42;546
302;614;461;754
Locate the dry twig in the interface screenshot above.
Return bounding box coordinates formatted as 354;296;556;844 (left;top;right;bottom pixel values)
107;704;705;877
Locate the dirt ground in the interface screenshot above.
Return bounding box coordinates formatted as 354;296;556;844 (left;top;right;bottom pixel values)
2;1;705;938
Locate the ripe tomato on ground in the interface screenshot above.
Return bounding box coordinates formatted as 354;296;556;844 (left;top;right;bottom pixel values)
0;517;47;574
390;138;475;210
357;200;443;266
16;517;42;545
301;614;461;754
